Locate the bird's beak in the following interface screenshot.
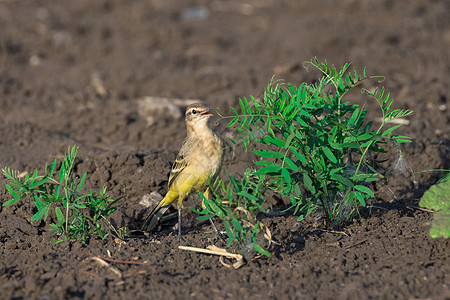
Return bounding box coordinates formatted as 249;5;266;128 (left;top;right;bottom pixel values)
200;108;213;116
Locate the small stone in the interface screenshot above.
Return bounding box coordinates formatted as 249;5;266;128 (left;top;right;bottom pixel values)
181;7;210;21
139;191;163;208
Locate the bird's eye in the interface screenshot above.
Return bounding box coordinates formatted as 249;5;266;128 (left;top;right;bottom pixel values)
192;109;197;114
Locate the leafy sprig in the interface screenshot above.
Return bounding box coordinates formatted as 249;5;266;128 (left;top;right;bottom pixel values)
193;169;272;257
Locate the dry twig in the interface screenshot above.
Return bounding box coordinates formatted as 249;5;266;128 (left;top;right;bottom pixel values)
178;245;245;269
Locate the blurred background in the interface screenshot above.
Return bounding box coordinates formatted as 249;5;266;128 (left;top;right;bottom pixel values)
0;0;448;157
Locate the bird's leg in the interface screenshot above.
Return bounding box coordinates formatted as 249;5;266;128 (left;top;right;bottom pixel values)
177;198;185;242
178;207;182;240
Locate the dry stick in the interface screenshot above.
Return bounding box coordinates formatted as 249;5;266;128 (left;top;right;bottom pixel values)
80;268;150;280
313;228;348;236
179;245;241;259
88;257;123;278
406;205;434;213
77;250;152;280
77;250;152;266
366;204;389;211
344;239;368;250
178;245;245;269
79;270;100;278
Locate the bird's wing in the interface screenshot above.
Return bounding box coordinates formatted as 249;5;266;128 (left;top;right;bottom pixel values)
168;139;191;188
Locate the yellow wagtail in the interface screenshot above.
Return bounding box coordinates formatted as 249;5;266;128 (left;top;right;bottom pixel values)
141;103;224;237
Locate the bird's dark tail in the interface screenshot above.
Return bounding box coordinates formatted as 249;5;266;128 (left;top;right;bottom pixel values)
141;202;171;232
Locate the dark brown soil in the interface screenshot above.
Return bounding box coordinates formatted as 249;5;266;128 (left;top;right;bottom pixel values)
1;0;449;299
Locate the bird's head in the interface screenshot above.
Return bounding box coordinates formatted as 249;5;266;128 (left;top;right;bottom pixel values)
185;103;214;136
185;103;213;124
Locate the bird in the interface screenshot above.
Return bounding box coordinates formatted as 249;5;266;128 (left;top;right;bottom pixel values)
141;103;224;238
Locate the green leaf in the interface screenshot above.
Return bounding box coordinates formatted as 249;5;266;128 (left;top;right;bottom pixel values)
322;147;337;163
243;96;252;115
266;118;275;137
356;133;374;141
256;165;282;175
354;185;374;198
224;221;235;247
381;124;402;137
284;132;296;148
353;192;366;206
291;148;307;164
253;243;272;257
49;223;61;232
369;146;387;153
329;142;342;150
331;174;354;187
262;135;284;147
232;217;242;233
352;173;379;183
77;173;86;192
252;221;259;241
254;160;274;167
29;177;50;189
34;194;46;210
347;108;360;126
293;184;302;197
58;167;65;184
328;126;338;144
24;173;30;185
239;98;246;114
429;211;450;239
284;157;298;171
3;197;22;206
5;184;19;200
418;173;450;238
238;191;261;203
54;184;61;202
289;194;296;205
55;206;65;224
228;116;239;127
303;103;316;109
295;115;308;127
197;214;213;221
302;174;316;194
281;168;291;184
229;175;242;192
395;139;413;143
31;198;48;222
48;159;57;176
419;178;450;211
205;200;226;219
252;149;284;159
341;142;360;149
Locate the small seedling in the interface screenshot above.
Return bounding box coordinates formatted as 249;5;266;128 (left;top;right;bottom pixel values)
2;146;121;243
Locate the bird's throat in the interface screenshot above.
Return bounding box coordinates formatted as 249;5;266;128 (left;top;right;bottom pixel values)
186;119;211;138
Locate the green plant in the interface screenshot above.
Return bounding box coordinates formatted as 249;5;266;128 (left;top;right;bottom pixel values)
419;173;450;239
2;146;120;243
198;58;413;256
